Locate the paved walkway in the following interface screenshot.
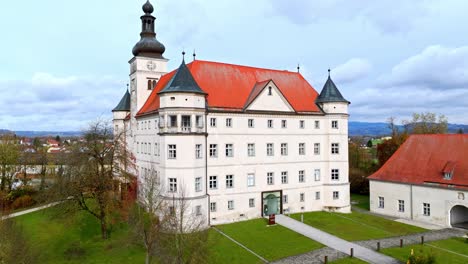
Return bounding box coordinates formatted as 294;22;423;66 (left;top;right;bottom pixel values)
0;202;61;220
275;215;400;264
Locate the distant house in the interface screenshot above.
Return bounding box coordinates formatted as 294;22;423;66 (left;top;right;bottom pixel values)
45;139;60;147
369;134;468;228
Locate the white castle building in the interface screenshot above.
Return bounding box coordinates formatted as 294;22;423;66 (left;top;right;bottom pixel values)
113;1;351;226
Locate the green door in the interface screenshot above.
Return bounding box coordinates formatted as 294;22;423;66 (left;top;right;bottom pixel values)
264;194;279;216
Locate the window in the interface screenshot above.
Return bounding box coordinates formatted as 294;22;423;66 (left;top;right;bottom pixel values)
210;118;217;127
249;198;255;208
267;143;274;156
181;115;191;130
210;202;216;212
331;143;339;154
299;143;305;155
247;174;255;187
226;118;232;127
169;115;177;127
169;178;177;192
226;175;234;188
267;119;273;128
195;177;202;192
209;176;218;189
247;143;255;157
195;144;202;159
315;191;320;200
195;205;202;215
267;172;274;185
281;120;287;128
314;143;320;155
314;120;320;129
168;144;177;159
248;119;254;128
378;196;385;208
423;203;430;216
268;86;272;95
169;206;175;216
283;195;288;204
299;120;305;129
331;169;339;180
300;193;305;202
225;144;234;157
398;200;405;212
298;170;305;183
444;172;453;180
332;120;338;129
137;142;140;153
228;200;234;210
314;169;321;181
281;171;288;184
280;143;288;156
154;143;158;156
333;191;339;200
196;115;203;128
209;144;218;158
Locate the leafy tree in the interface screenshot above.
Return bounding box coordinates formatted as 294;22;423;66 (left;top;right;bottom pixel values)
55;135;61;143
51;121;131;239
0;135;20;192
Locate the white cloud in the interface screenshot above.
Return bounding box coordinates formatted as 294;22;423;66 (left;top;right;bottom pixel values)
381;45;468;89
332;58;372;84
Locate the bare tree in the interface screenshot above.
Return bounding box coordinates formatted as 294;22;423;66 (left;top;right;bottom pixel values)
403;112;448;134
51;120;132;239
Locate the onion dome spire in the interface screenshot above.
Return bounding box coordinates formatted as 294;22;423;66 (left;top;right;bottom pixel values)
132;1;166;59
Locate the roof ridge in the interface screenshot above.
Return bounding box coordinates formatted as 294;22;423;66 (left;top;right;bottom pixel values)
188;60;303;75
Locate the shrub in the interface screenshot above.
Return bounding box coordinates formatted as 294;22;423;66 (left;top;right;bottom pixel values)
11;195;35;210
407;249;436;264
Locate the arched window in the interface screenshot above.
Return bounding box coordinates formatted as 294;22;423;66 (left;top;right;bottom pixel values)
148;80;152;90
152;80;157;88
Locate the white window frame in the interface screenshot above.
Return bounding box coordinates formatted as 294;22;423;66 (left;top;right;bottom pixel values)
314;120;320;129
195;144;202;159
225;143;234;157
169;178;177;192
248;119;254;128
423;203;431;216
281;171;288;184
195;205;202;215
267;143;274;156
247;143;255;157
226;174;234;189
267;172;274;185
281;120;287;128
298;170;305;183
209;144;218;158
228;200;234;210
299;143;305;155
226;118;232;127
333;191;339;200
283;194;288;204
281;143;288;156
267;119;273;128
331;169;339;180
209;176;218;190
315;191;320;200
168;144;177;159
378;196;385;208
249;198;255;208
331;143;339;154
314;143;320;155
210;202;216;212
332;120;339;129
247;173;255;187
299;120;305;129
300;193;305;202
314;169;321;181
398;200;405;212
210;117;217;127
195;177;202;192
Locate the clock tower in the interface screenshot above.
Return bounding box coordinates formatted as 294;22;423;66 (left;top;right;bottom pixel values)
129;0;168;125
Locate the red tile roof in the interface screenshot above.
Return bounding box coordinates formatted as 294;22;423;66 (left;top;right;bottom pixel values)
137;60;321;116
369;134;468;189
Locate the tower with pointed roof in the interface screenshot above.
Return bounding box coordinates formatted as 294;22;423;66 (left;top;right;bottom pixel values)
129;0;169;135
112;87;131;136
316;70;350;115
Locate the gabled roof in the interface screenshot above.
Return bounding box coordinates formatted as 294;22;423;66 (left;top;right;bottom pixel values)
243;80;271;109
316;75;349;104
369;134;468;189
158;59;206;95
137;60;321;116
113;89;131;112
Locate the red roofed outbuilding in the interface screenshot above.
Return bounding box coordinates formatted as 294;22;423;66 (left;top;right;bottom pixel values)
369;134;468;228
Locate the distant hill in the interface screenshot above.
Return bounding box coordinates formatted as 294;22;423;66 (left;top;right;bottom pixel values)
349;121;468;136
12;131;82;137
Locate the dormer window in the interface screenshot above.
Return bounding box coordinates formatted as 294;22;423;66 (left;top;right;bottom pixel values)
268;86;272;95
444;172;453;180
442;161;456;180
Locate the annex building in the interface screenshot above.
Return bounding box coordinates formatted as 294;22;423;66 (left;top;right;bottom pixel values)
113;1;351;226
369;134;468;228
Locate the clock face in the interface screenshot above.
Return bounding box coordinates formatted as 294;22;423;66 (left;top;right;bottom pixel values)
147;61;156;71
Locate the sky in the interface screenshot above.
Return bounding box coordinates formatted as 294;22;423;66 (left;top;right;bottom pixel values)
0;0;467;131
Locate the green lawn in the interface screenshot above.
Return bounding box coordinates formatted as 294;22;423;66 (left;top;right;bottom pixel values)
216;218;323;261
382;238;468;264
330;257;368;263
208;230;262;264
290;211;426;241
350;193;370;211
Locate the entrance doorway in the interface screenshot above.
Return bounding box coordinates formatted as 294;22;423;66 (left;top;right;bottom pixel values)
450;205;468;229
262;191;282;216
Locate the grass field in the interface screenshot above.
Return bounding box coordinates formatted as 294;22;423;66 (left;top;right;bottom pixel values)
216;218;323;261
381;238;468;264
290;211;426;241
15;208;266;263
350;193;370;211
330;257;368;263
